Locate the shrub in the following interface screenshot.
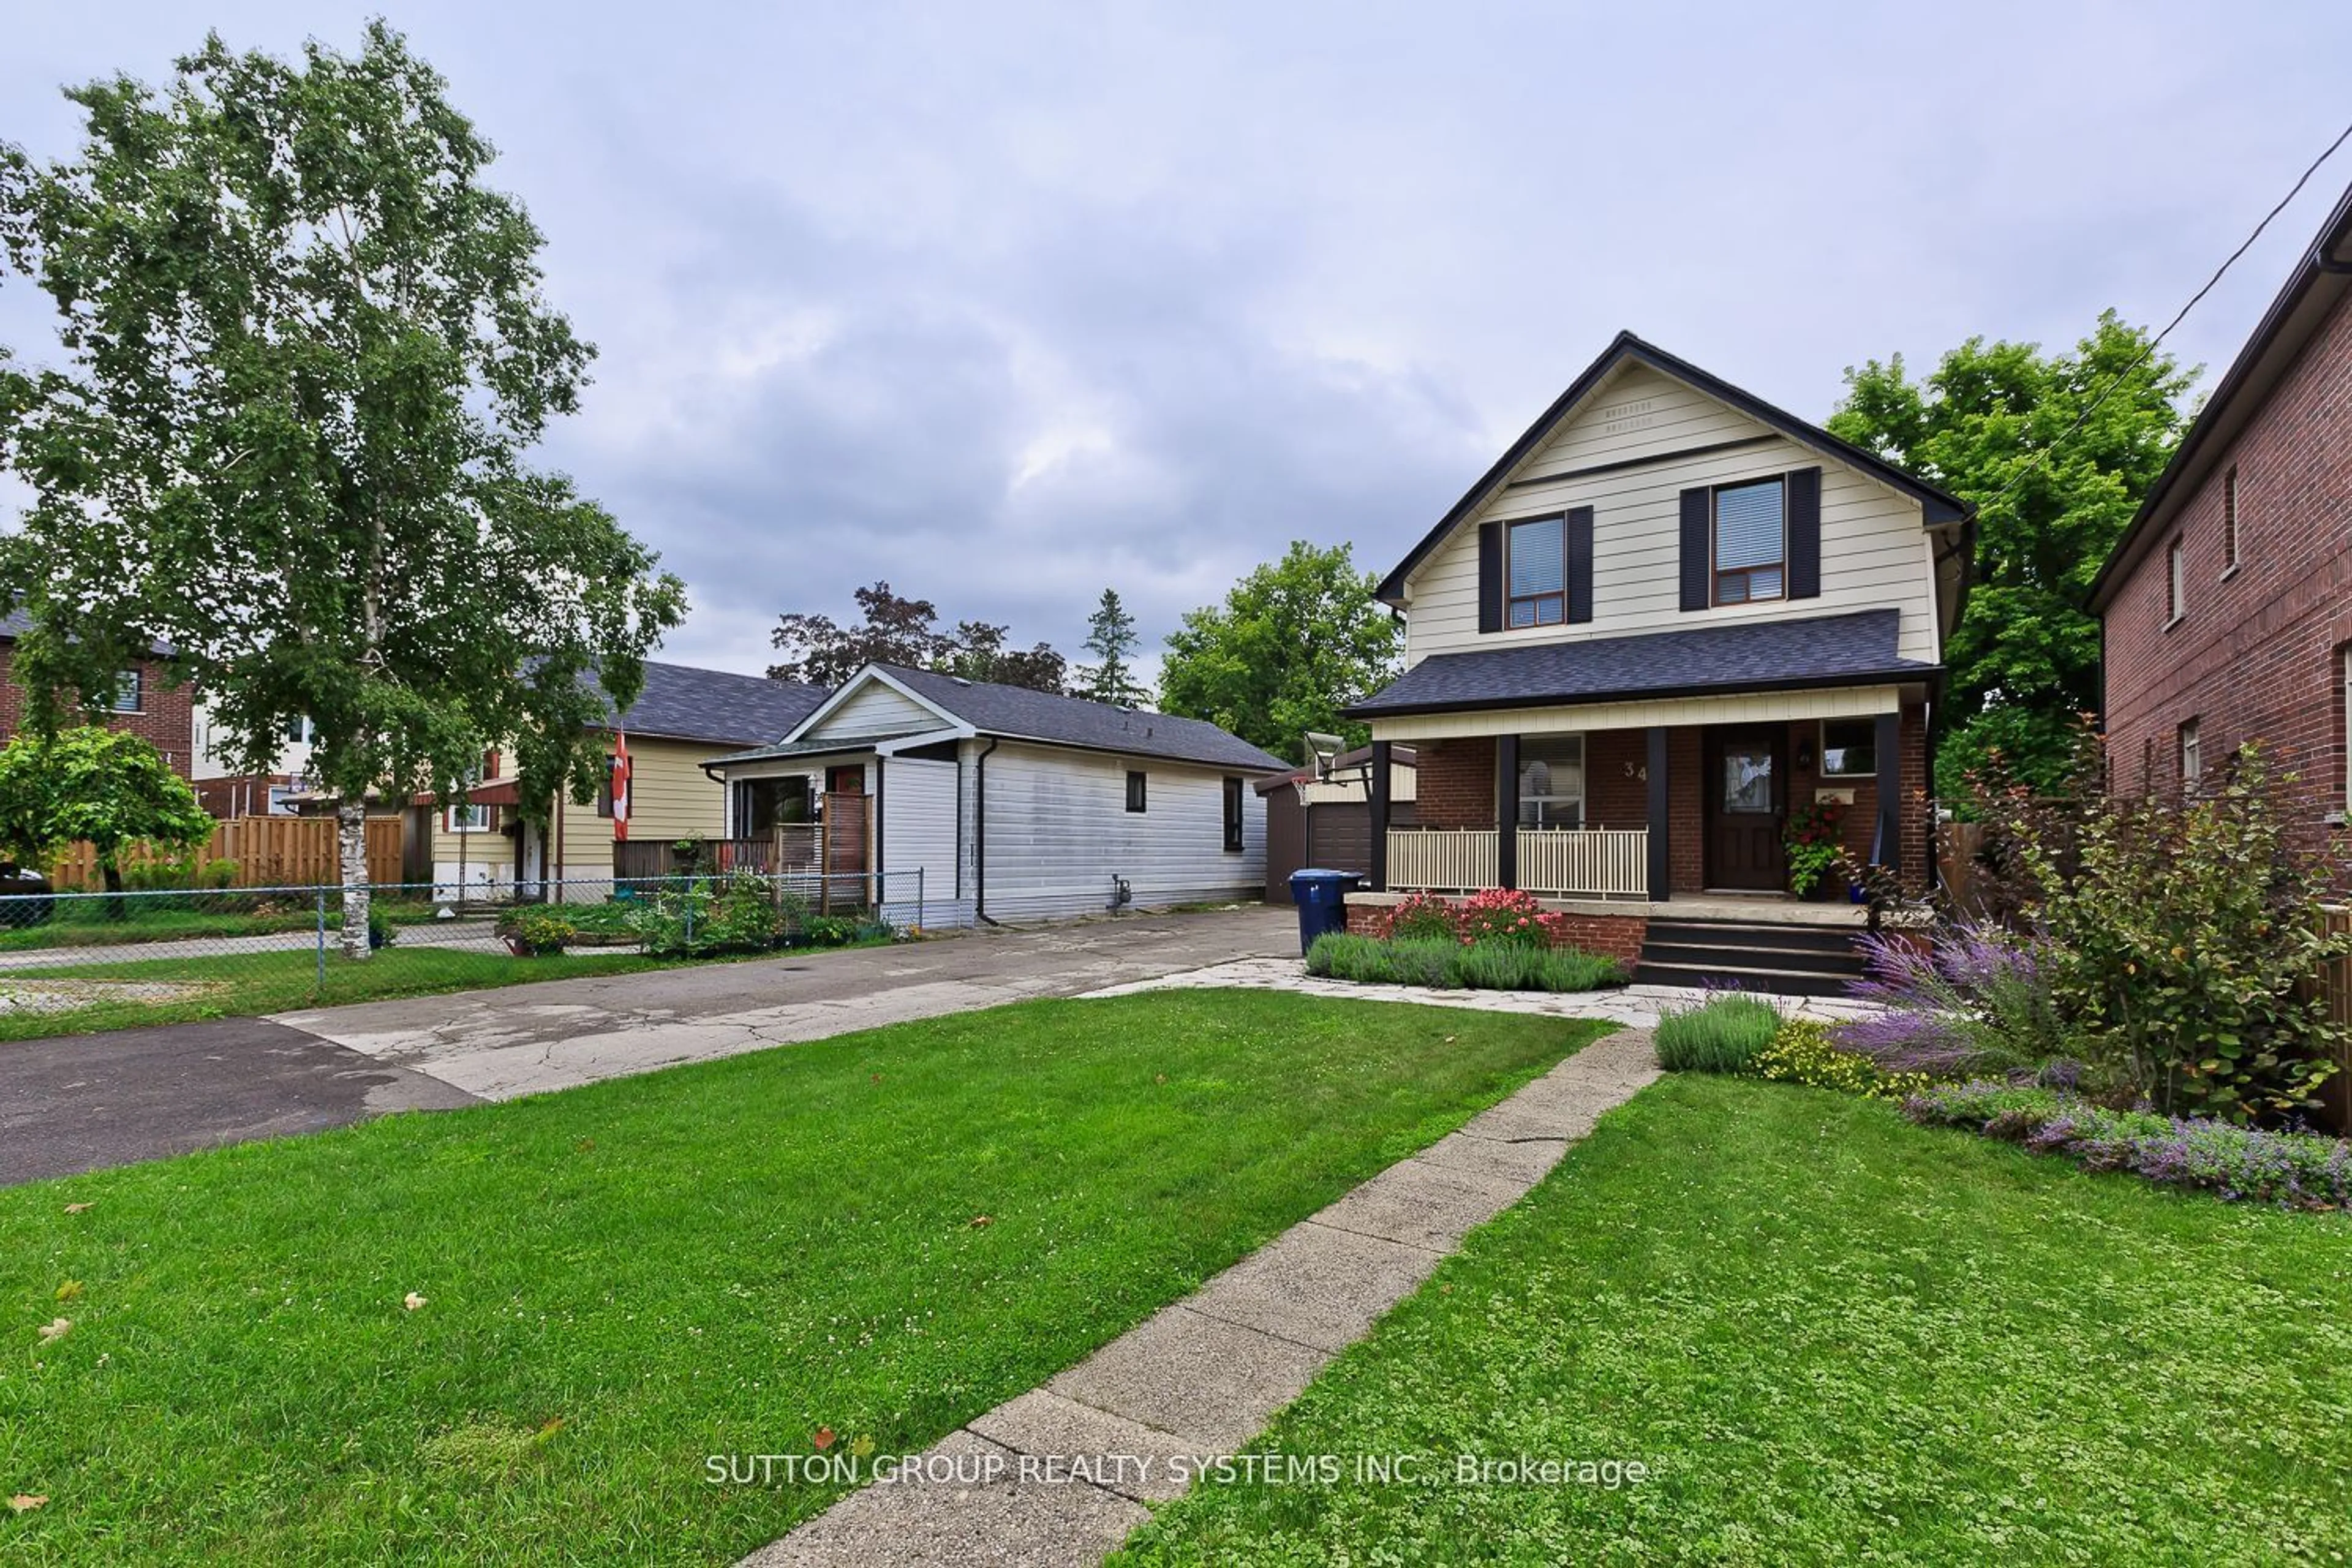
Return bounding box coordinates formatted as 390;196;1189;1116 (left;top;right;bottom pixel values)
1751;1017;1934;1100
497;908;575;956
1904;1080;2352;1210
1834;923;2066;1080
1455;888;1569;949
1782;796;1849;897
1654;992;1783;1073
1970;738;2352;1123
1450;940;1621;992
1375;891;1459;943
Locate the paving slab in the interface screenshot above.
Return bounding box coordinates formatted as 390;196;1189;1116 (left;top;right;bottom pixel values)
965;1390;1206;1504
1184;1218;1444;1352
1046;1304;1331;1450
743;1027;1662;1566
1308;1156;1526;1254
740;1430;1147;1568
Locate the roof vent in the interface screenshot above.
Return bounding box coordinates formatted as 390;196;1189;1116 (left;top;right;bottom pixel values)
949;676;972;686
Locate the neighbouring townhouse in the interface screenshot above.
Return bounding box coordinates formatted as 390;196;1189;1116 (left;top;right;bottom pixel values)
1343;331;1973;991
402;659;827;899
2090;178;2352;876
0;608;193;775
192;704;318;817
703;663;1285;925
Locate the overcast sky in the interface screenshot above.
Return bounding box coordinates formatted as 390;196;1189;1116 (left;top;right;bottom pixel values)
6;3;2350;679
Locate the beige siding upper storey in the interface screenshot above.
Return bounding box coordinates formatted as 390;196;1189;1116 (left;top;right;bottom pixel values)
1401;362;1942;667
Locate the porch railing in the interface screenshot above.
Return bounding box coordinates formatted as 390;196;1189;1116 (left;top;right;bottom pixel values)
1384;826;1648;899
1384;829;1498;894
1517;828;1648;897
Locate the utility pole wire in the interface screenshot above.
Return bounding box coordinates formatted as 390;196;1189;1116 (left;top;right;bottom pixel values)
1985;117;2352;508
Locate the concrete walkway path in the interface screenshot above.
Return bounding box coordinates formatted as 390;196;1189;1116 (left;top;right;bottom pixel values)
743;1027;1660;1568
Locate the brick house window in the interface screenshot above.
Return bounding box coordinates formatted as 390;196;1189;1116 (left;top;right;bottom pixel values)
2342;647;2352;816
2166;537;2185;624
111;669;143;713
2223;467;2240;573
1506;516;1566;627
1819;718;1877;778
1713;479;1785;605
2179;717;2201;786
1516;734;1585;829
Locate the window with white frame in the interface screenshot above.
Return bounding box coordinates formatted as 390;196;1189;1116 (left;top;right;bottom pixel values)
2179;717;2201;786
111;669;143;713
1506;516;1566;627
1516;734;1585;829
2342;647;2351;815
2167;537;2186;622
447;801;492;832
1820;718;1877;778
1713;478;1785;605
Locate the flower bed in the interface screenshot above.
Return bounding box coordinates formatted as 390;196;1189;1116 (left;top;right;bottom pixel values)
1905;1080;2352;1211
1305;932;1621;993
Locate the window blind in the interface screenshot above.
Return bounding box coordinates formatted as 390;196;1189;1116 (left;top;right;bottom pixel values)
1508;518;1564;597
1714;480;1783;570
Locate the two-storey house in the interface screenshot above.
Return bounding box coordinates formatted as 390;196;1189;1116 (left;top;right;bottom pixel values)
1346;332;1972;989
2090;179;2352;881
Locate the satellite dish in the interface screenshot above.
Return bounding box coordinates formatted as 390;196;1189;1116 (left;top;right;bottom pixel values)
1303;731;1344;780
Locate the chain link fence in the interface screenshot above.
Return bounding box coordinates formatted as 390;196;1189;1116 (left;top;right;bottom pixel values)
0;868;927;1039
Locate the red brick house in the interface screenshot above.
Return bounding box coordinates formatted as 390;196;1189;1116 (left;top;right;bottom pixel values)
1345;333;1973;990
0;608;194;776
2089;181;2352;871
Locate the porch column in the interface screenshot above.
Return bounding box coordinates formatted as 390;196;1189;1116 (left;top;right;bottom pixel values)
1494;734;1519;891
1646;726;1670;902
1874;711;1902;869
1368;739;1392;892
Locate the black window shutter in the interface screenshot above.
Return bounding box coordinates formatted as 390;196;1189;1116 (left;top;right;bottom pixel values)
1678;488;1709;611
1566;506;1594;623
1787;467;1822;600
1477;521;1503;633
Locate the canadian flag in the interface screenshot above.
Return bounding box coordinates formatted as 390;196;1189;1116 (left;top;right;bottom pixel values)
610;731;633;841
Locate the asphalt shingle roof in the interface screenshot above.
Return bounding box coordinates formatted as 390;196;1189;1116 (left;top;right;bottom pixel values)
869;665;1289;772
592;660;827;746
1346;610;1939;717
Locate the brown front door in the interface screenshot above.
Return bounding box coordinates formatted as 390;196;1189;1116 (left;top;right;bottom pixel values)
1705;726;1785;891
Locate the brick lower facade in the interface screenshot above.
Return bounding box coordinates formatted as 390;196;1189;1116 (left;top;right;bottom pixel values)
0;644;195;777
2100;281;2352;883
1389;710;1932;897
1344;896;1648;965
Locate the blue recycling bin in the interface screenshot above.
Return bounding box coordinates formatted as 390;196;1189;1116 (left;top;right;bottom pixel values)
1289;868;1362;955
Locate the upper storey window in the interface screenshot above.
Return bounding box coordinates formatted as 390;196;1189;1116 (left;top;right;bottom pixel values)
1713;479;1785;605
1507;517;1565;627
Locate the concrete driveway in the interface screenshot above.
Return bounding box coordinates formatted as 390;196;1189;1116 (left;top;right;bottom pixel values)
2;906;1297;1185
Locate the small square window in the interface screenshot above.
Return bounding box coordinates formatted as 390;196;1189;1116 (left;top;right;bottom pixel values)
1820;718;1878;778
1514;734;1585;829
447;802;492;833
1222;777;1244;852
1126;771;1147;813
111;670;143;713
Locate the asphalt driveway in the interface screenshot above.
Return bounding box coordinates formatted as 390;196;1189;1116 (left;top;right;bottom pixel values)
1;905;1295;1185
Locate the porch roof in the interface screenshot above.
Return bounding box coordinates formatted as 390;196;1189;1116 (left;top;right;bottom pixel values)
1346;609;1937;718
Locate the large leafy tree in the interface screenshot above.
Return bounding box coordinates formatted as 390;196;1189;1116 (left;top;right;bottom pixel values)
769;581;1066;693
1159;541;1400;756
1827;311;2193;793
0;24;684;956
0;728;213;907
1077;587;1148;707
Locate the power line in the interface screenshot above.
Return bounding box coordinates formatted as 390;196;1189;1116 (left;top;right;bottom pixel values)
1984;116;2352;508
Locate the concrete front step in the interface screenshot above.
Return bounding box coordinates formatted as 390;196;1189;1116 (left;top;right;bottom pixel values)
1632;960;1856;998
1643;919;1865;956
1639;940;1861;977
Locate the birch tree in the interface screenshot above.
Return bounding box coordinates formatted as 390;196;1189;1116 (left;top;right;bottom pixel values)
0;23;684;956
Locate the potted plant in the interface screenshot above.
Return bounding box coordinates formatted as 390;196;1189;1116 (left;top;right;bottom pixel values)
495;908;575;957
1783;797;1849;900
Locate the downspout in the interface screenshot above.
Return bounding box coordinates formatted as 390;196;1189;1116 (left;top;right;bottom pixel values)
974;736;1003;926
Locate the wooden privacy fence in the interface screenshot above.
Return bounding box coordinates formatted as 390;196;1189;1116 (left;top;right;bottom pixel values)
47;816;403;890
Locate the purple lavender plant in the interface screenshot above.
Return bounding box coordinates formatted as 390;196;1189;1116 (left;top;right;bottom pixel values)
1837;922;2064;1078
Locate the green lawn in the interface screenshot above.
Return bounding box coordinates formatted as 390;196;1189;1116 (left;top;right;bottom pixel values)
1115;1075;2352;1566
0;897;443;953
0;992;1606;1564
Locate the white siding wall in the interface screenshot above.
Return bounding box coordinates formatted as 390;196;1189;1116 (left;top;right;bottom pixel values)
1404;363;1941;666
805;679;943;740
880;756;967;927
974;741;1265;922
